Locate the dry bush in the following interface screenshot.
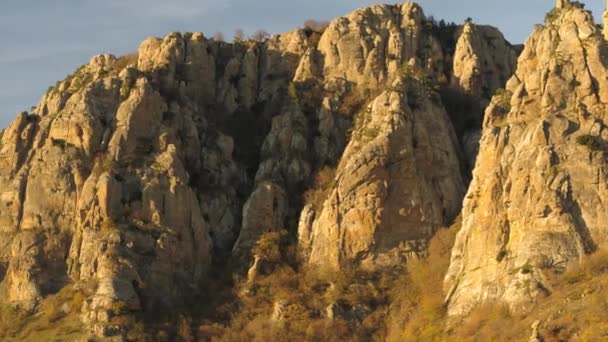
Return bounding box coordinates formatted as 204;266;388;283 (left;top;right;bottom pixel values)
303;19;330;32
213;32;225;42
198;218;608;342
100;217;119;231
387;218;461;341
218;236;393;341
234;29;245;42
452;249;608;341
451;304;515;341
253;231;287;263
562;248;608;284
177;315;194;342
250;30;270;42
0;285;87;341
113;52;139;71
302;166;336;212
0;304;27;339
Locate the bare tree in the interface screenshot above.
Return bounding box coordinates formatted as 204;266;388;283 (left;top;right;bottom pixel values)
213;31;225;42
250;29;270;42
303;19;330;32
234;28;245;42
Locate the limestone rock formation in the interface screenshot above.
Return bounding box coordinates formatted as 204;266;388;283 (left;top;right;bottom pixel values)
556;0;569;9
0;29;314;336
236;2;501;261
295;3;515;271
0;1;521;338
603;0;608;41
452;22;518;168
0;51;216;329
453;23;517;99
445;4;608;316
317;3;445;90
299;76;466;270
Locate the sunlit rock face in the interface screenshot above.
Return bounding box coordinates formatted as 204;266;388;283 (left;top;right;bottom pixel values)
445;4;608;316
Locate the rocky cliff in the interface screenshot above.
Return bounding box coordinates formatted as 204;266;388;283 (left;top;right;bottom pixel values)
445;1;608;316
0;30;312;337
298;75;466;270
0;1;520;339
296;3;515;271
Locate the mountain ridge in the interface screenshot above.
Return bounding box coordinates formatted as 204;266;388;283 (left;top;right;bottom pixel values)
1;1;606;341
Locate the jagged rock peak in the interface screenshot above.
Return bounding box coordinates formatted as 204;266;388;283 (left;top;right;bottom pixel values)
603;0;608;40
451;21;517;169
316;2;446;89
298;74;466;270
445;3;608;317
452;22;517;99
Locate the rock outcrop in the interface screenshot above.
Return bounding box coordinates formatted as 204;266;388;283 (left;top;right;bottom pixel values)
316;3;445;91
296;3;516;271
0;1;521;338
452;22;518;168
556;0;568;9
453;23;517;100
299;76;466;270
0;29;313;336
445;3;608;316
603;0;608;41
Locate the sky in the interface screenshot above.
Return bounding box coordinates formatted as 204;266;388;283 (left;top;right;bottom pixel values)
0;0;603;128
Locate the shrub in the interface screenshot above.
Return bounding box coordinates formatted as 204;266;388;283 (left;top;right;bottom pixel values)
548;165;559;178
120;77;136;101
51;138;75;151
545;8;561;23
576;134;603;151
288;82;298;100
65;64;92;94
520;262;533;274
183;32;194;40
126;321;146;340
253;231;287;263
177;315;194;342
0;285;87;340
212;31;225;42
494;88;512;112
98;154;116;175
71;292;85;311
562;249;608;284
303;19;330;32
46;300;65;323
389;217;461;341
347;106;372;143
250;29;270;42
496;248;508;262
397;64;425;80
303;166;336;212
492;116;510;129
111;301;128;316
453;304;516;341
234;29;245;42
113;52;138;71
100;218;119;231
